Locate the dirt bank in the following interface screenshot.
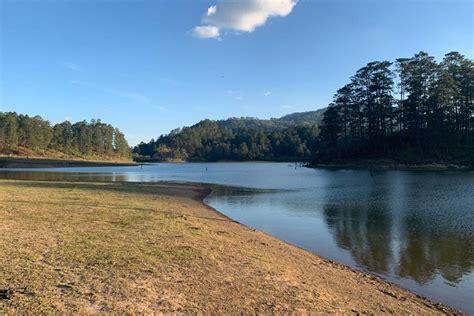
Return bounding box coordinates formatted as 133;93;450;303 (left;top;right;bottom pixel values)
0;157;136;168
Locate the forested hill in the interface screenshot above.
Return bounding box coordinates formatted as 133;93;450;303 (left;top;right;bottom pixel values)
0;112;131;161
215;109;326;131
316;51;473;166
133;110;325;162
278;108;326;126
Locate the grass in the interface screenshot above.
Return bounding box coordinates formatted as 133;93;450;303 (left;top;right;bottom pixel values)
0;181;205;313
0;145;133;163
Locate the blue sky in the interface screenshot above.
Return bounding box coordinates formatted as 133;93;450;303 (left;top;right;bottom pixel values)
1;0;473;145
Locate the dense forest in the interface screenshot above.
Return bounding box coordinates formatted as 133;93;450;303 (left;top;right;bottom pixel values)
135;52;472;166
0;112;131;160
134;118;320;161
316;51;473;166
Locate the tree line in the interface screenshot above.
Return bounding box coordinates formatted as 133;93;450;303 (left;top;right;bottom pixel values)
317;51;473;165
0;112;131;159
133;119;319;161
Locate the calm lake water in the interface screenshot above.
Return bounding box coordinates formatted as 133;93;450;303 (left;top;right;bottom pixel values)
1;162;473;313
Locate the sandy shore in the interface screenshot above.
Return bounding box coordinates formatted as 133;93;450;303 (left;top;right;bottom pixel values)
0;157;136;169
0;180;460;314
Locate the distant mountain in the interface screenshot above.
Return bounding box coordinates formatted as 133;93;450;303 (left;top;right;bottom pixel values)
215;108;327;131
215;117;285;131
277;108;326;126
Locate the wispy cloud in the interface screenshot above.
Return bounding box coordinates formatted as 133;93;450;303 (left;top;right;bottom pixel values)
62;62;83;72
193;25;221;39
68;80;163;109
103;88;151;105
263;91;271;97
66;79;167;112
227;89;244;101
103;89;169;112
193;0;297;39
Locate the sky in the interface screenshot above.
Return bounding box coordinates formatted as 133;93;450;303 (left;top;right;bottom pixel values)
1;0;473;145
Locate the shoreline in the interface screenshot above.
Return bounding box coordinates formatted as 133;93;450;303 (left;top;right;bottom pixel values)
0;179;461;314
0;156;136;169
2;156;471;171
309;161;473;171
199;186;460;315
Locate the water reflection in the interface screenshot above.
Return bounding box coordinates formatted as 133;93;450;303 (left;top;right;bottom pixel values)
324;203;393;274
0;171;130;182
321;172;474;286
398;215;474;285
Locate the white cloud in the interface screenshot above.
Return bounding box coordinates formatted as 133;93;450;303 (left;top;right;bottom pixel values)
263;91;271;96
193;25;220;39
63;62;83;72
226;89;240;94
194;0;297;39
207;5;217;16
226;89;244;101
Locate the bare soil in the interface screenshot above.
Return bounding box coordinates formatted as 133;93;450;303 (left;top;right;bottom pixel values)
0;156;135;168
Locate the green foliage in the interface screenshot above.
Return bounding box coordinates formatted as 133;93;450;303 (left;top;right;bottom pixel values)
134;118;320;162
278;108;326;126
0;112;19;149
317;51;474;165
0;112;131;159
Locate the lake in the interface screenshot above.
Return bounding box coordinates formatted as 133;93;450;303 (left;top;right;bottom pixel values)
1;162;473;313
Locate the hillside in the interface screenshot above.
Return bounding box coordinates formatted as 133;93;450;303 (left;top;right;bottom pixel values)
133;109;325;162
278;108;326;126
0;112;132;162
215;108;326;131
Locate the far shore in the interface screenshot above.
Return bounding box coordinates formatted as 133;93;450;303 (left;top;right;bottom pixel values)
309;161;473;171
3;155;471;172
0;179;460;314
0;156;136;169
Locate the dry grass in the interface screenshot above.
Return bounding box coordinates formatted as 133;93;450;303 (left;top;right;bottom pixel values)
0;180;458;314
0;146;133;163
0;156;134;168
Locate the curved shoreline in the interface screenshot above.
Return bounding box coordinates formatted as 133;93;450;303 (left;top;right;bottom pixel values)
195;185;461;315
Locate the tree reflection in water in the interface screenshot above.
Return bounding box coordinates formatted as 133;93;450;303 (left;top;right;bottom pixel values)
323;172;474;286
